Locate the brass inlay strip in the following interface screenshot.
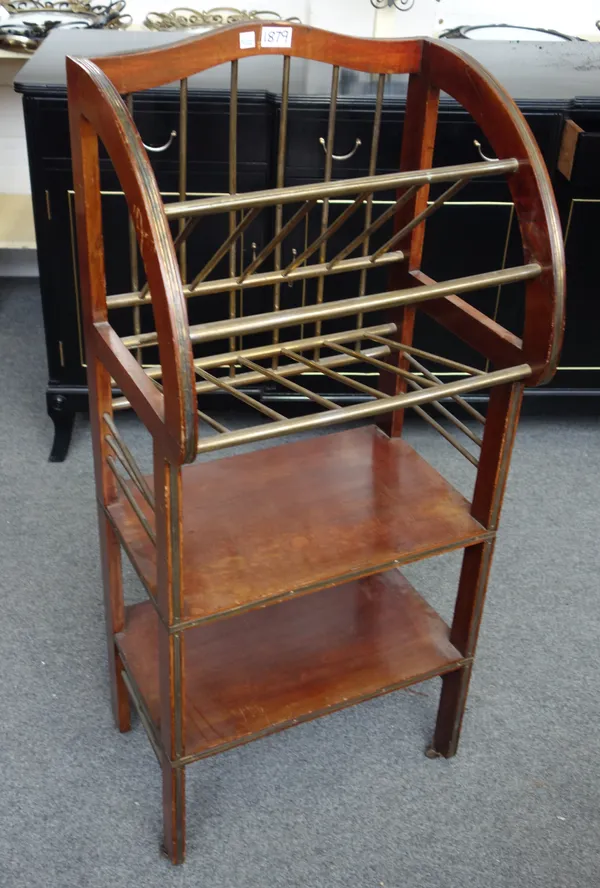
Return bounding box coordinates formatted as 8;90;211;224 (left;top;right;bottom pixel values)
273;54;291;353
229;59;239;363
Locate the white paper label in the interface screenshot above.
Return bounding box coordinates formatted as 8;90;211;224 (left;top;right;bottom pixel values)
239;31;256;49
261;26;292;48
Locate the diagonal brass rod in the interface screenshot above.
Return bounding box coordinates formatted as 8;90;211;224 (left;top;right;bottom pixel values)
407;391;480;467
372;177;470;261
238;200;316;282
121;263;541;351
238;356;339;409
164;158;520;220
105;434;155;510
402;352;486;424
103;413;155;508
191;346;390;396
282;349;386;398
326;186;419;269
110;249;405;309
283;191;371;275
111;326;396;409
193;366;285;421
195;363;532;455
366;333;487;376
107;455;156;546
197;410;229;434
324;342;483;447
190;207;261;289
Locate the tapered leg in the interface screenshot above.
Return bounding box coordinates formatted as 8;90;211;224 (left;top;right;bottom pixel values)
154;451;187;863
428;382;524;758
161;759;186;864
97;496;131;733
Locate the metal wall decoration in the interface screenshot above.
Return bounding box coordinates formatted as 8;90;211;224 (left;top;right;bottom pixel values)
144;6;300;31
439;23;584;41
370;0;415;11
0;0;130;53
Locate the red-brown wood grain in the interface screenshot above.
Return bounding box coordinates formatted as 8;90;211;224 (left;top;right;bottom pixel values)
107;425;490;627
116;570;465;760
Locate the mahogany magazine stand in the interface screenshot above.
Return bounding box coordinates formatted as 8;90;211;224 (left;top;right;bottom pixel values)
66;23;565;863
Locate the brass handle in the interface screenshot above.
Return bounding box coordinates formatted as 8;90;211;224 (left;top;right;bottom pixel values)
474;139;499;163
143;130;177;153
319;136;362;162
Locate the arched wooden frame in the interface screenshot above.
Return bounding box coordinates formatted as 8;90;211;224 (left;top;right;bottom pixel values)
66;24;566;865
67;23;565;468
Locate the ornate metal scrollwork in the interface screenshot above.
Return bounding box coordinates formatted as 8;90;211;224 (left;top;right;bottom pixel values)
370;0;415;11
144;6;301;31
0;0;130;53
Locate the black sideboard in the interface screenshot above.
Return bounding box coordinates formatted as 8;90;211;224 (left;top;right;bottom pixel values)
14;32;600;460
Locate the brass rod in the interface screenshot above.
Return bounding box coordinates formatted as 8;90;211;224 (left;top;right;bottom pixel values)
126;95;142;362
324;340;427;385
105;434;156;510
110;249;405;309
112;325;396;407
283;191;371;275
239;200;315;282
195;363;532;454
408;396;480;467
366;333;487;376
102;413;155;507
106;455;156;546
282;349;386;399
194;367;285;420
326;186;419;269
358;72;385;312
191;346;391;396
197;410;229;434
237;356;339;409
273;54;291;350
121;263;541;351
164;158;520;220
190;206;261;289
323;340;482;444
402;352;486;424
372;177;470;261
229;59;238;361
178;77;188;280
314;64;340;342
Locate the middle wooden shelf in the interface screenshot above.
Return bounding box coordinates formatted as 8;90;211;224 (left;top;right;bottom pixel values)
106;425;491;630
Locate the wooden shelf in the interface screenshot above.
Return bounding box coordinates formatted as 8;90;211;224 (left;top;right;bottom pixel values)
116;569;466;763
107;425;489;628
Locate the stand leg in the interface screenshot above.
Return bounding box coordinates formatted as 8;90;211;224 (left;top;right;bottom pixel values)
48;395;75;462
161;760;186;864
427;382;524;758
97;504;131;733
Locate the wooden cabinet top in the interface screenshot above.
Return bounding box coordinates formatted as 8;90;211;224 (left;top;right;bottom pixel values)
13;29;600;107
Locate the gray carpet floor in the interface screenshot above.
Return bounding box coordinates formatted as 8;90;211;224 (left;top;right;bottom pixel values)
1;277;599;888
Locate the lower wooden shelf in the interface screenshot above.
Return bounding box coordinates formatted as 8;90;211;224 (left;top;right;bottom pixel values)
116;569;466;763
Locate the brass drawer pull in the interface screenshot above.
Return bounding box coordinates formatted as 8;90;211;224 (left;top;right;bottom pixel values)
143;129;177;153
319;136;362;161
